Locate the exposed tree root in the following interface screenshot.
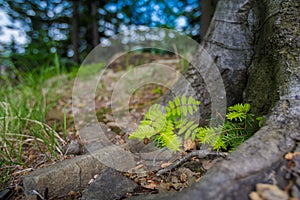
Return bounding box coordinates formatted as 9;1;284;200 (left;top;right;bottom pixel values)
156;150;228;176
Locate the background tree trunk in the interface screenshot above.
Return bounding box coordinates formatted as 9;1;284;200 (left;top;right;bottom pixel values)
199;0;213;39
91;1;99;48
160;0;299;199
71;0;79;64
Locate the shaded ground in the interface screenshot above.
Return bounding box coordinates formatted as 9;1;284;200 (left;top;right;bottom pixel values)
1;52;298;200
0;52;188;199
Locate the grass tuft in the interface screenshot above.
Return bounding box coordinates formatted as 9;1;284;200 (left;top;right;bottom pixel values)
0;64;69;187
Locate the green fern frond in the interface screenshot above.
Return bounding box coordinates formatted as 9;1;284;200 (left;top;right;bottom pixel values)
226;103;251;122
181;95;187;105
245;113;255;128
222;132;247;151
175;118;187;129
181;95;187;116
228;103;250;113
144;104;164;121
143;104;166;131
167;100;177;117
129;125;157;140
184;123;199;140
174;96;180;107
212;134;226;151
174;96;181;116
165;95;200;118
256;116;264;127
222;122;244;135
226;112;246;122
154;131;181;152
177;120;194;134
164;119;174;132
196;127;218;146
176;119;198;140
129;95;259;153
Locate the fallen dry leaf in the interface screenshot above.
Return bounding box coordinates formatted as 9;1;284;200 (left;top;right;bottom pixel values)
255;183;289;200
161;162;172;168
67;190;76;196
130;164;144;172
180;173;187;182
141;181;158;190
183;138;196;151
27;154;35;163
159;182;172;191
285;152;300;160
249;191;263;200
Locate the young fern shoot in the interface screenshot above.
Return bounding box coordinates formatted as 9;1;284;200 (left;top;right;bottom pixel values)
129;96;200;152
129;95;262;153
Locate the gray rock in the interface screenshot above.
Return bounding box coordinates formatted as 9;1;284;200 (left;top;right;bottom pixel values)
23;154;106;200
23;123;137;200
64;140;80;155
81;167;138;200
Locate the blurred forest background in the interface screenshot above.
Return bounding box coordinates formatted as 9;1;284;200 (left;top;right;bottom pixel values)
0;0;218;71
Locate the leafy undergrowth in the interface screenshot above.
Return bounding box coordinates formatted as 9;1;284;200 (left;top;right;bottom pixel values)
130;96;263;153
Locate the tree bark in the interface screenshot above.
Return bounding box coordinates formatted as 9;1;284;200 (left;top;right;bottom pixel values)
159;0;299;199
200;0;213;39
71;0;79;64
91;1;99;48
165;0;253;123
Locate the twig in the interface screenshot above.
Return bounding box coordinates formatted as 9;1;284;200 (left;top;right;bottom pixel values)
156;149;228;176
30;190;45;200
152;147;166;167
12;167;33;175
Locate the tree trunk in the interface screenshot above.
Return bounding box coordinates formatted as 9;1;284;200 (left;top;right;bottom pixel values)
165;0;253;123
200;0;213;39
152;0;299;199
71;0;79;64
91;1;99;48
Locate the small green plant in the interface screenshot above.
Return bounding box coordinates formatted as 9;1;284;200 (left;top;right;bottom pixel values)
129;95;262;152
129;96;200;152
151;87;163;95
0;62;68;186
197;103;260;152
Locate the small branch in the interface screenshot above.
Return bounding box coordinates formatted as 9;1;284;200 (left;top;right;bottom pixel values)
153;147;166;167
30;190;45;200
156;149;228;176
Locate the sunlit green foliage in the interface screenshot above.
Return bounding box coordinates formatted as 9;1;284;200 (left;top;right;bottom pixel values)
129;96;200;152
129;96;262;153
197;103;261;152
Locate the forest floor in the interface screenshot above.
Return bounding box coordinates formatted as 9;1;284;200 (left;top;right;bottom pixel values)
1;52;208;199
0;52;297;200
